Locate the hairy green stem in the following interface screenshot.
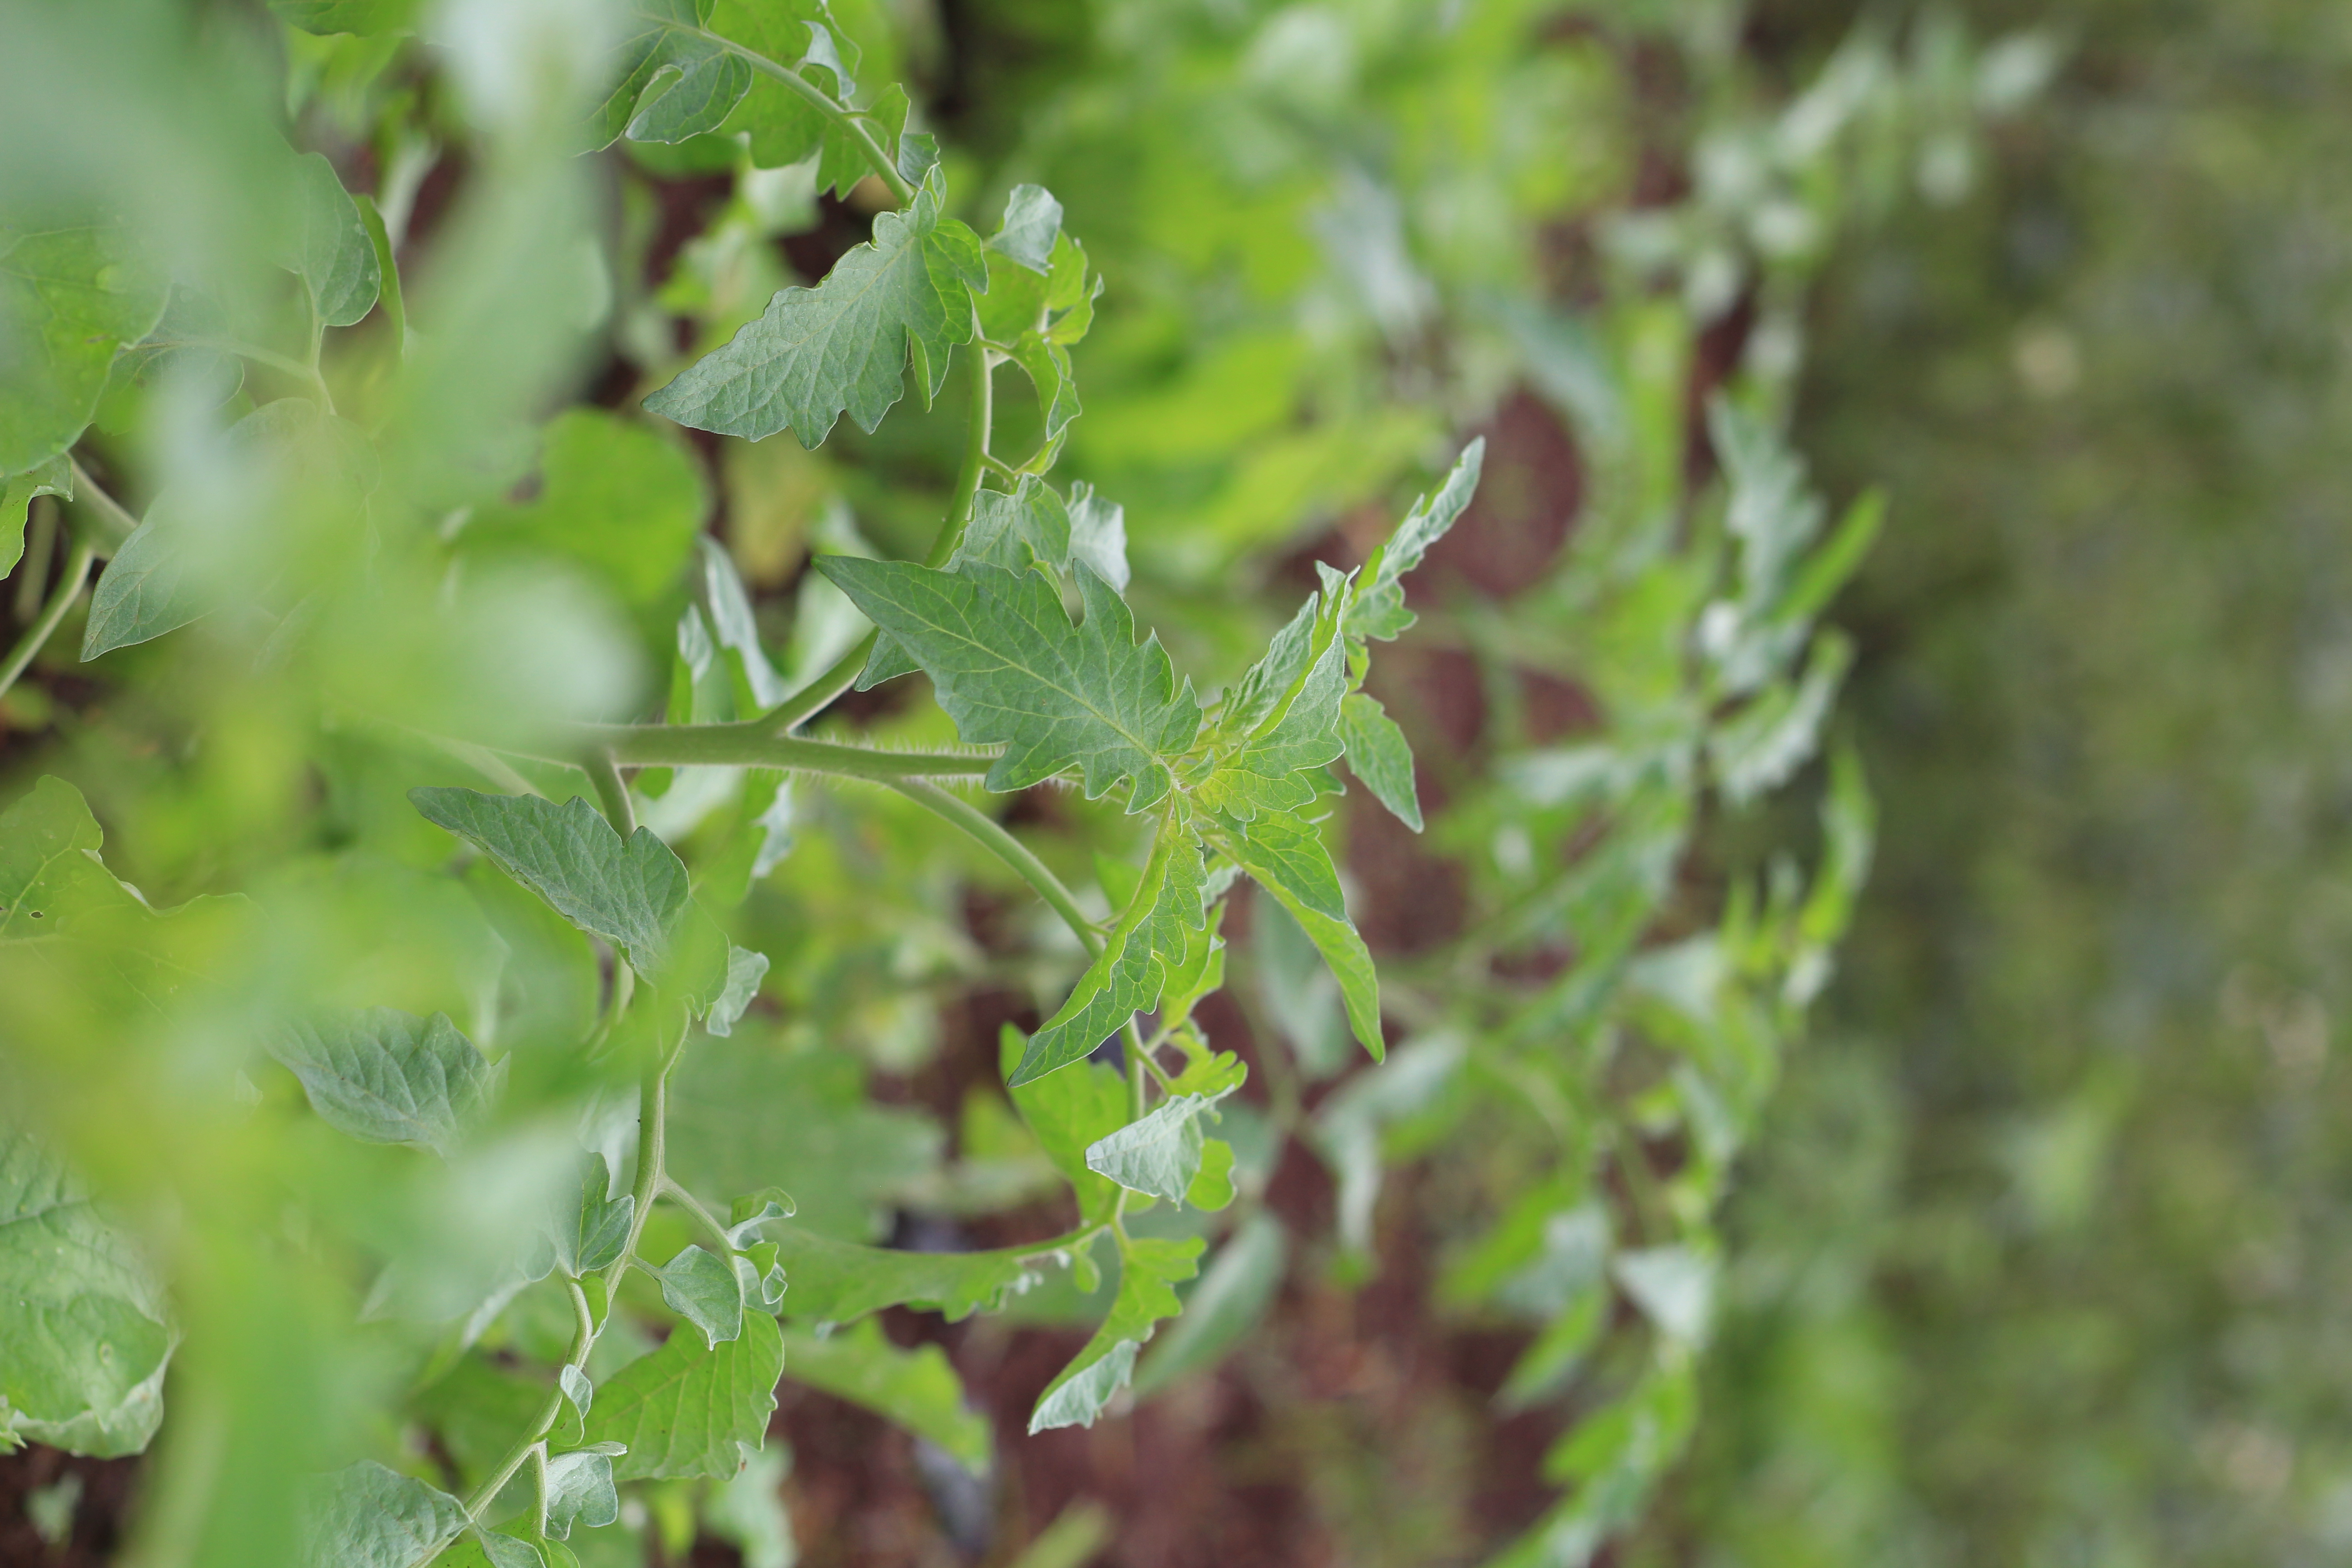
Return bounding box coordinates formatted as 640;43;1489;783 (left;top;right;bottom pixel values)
886;780;1101;957
658;1175;735;1255
715;39;914;206
65;460;138;555
580;721;994;778
0;536;94;701
585;749;637;836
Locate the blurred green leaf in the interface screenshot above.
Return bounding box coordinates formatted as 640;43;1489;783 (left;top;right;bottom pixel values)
267;1008;498;1156
0;219;167;474
779;1318;990;1473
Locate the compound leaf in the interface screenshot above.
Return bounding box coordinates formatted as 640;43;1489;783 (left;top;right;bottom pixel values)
1014;828;1205;1085
1028;1236;1203;1433
268;1009;498;1156
645;169;982;448
586;1308;782;1481
818;556;1198;807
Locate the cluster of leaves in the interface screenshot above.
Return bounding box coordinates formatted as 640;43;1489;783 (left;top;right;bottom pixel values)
0;1;2034;1565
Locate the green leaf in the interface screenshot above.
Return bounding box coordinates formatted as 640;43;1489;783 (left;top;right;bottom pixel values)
553;1156;635;1277
952;476;1070;576
0;777;146;944
1;453;69;578
767;1226;1045;1322
1338;691;1421;831
586;1308;782;1481
657;1245;745;1348
297;1461;468;1568
83;399;378;658
988;184;1063;274
559;1365;594;1442
1185;1137;1237;1210
818;556;1199;807
779;1319;990;1473
288;152;382;328
1065;482;1128;591
629;44;753;144
999;1024;1124;1222
702;1;870;185
407;789;689;975
269;0;422;34
267;1009;499;1156
644;169;983;448
1028;1236;1203;1433
1221;811;1382;1060
1132;1213;1286;1397
1082;1089;1233;1206
0;1132;172;1457
0;220;168;475
1348;439;1485;643
1013;825;1203;1085
543;1446;623;1539
461;410;709;608
1197;604;1349;820
704;946;768;1037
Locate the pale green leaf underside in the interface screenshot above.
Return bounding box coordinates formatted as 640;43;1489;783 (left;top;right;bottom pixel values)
268;1008;497;1156
1029;1236;1202;1433
297;1461;468;1568
644;169;981;447
408;788;689;973
586;1309;782;1481
657;1244;745;1348
1083;1090;1230;1206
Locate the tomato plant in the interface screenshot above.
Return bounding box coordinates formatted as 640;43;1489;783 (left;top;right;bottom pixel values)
0;3;2039;1564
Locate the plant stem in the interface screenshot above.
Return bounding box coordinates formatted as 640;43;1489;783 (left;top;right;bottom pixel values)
756;633;878;735
658;1175;735;1255
715;40;915;206
152;337;336;410
1126;1022;1148;1121
66;461;138;555
0;536;95;701
586;749;636;836
579;722;994;779
886;780;1101;957
12;498;56;621
927;340;995;569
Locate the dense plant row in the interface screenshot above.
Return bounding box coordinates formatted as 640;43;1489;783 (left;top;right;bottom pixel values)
0;2;2037;1564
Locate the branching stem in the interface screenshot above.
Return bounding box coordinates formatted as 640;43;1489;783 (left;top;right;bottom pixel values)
886;780;1101;957
715;39;915;206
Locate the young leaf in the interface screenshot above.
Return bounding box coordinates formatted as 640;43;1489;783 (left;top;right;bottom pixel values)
0;220;168;475
288;152;382;328
552;1156;633;1277
1131;1213;1287;1398
818;557;1199;807
297;1461;468;1568
1338;691;1421;831
1347;438;1485;643
644;169;984;448
780;1320;991;1474
586;1308;783;1481
267;1009;499;1156
657;1244;745;1348
1012;826;1203;1085
0;1132;173;1457
542;1447;623;1539
703;1;872;186
559;1365;594;1440
407;789;688;975
988;185;1063;274
1000;1024;1125;1222
1028;1236;1204;1433
768;1226;1044;1322
1220;811;1383;1059
704;946;768;1037
1082;1090;1234;1207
